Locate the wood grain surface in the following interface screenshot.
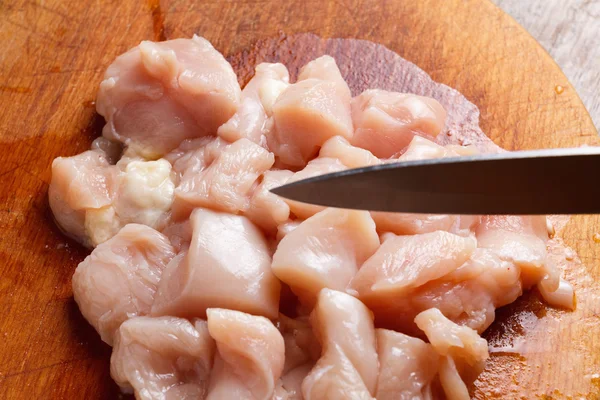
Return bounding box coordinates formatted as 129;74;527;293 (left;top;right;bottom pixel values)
0;0;599;399
493;0;600;130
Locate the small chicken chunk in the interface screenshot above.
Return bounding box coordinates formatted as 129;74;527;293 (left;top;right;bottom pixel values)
302;289;378;399
284;157;347;219
351;231;476;307
415;308;489;400
375;329;439;400
476;215;555;288
218;63;290;146
72;224;175;344
272;208;379;306
245;169;294;234
97;35;241;158
49;151;118;247
351;90;447;158
173;138;275;219
206;308;285;400
111;316;215;399
268;56;353;167
152;208;280;319
318;136;381;168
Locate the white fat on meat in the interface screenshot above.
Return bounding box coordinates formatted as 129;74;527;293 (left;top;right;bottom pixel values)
218;63;290;146
268;56;353;167
172;138;275;219
302;289;378;400
152;208;280;319
284;157;347;219
272;208;379;306
72;224;175;345
375;329;439;400
351;90;446;158
49;150;175;247
96;35;241;158
245;169;294;234
110;316;215;400
415;308;489;400
86;158;175;245
206;308;285;400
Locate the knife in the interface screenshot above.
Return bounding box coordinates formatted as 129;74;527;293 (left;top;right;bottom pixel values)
271;147;600;215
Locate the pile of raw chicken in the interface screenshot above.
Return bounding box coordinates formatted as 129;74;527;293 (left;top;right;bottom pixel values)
49;35;575;400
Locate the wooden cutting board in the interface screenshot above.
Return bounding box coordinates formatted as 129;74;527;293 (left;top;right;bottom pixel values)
1;0;599;398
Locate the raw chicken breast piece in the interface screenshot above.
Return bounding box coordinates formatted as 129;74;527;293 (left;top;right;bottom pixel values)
375;329;439;400
97;35;241;158
284;157;347;219
537;277;575;310
351;90;447;158
371;212;457;236
218;63;290;145
415;308;489;400
318;136;381;168
272;208;379;306
110;316;215;400
245;169;294;234
395;135;457;161
173;138;275;219
302;289;378;399
277;315;321;374
49;151;118;247
206;308;285;400
152;208;280;319
369;247;522;335
351;231;476;305
72;224;175;345
268;56;353;167
476;215;556;288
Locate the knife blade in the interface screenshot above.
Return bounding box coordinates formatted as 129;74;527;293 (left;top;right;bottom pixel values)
270;147;600;215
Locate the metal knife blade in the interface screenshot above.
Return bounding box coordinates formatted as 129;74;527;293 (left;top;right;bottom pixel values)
270;147;600;215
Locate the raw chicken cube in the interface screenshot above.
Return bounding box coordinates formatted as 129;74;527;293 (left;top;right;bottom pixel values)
476;215;555;288
49;151;118;247
537;277;575;310
375;329;439;400
173;138;275;219
415;308;489;400
206;308;285;400
395;135;457;161
97;35;241;158
110;316;215;400
72;224;175;345
152;208;280;319
284;157;347;219
272;208;379;306
302;289;378;399
318;136;381;168
245;169;294;234
351;90;447;158
268;56;353;167
218;63;290;146
350;231;476;305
